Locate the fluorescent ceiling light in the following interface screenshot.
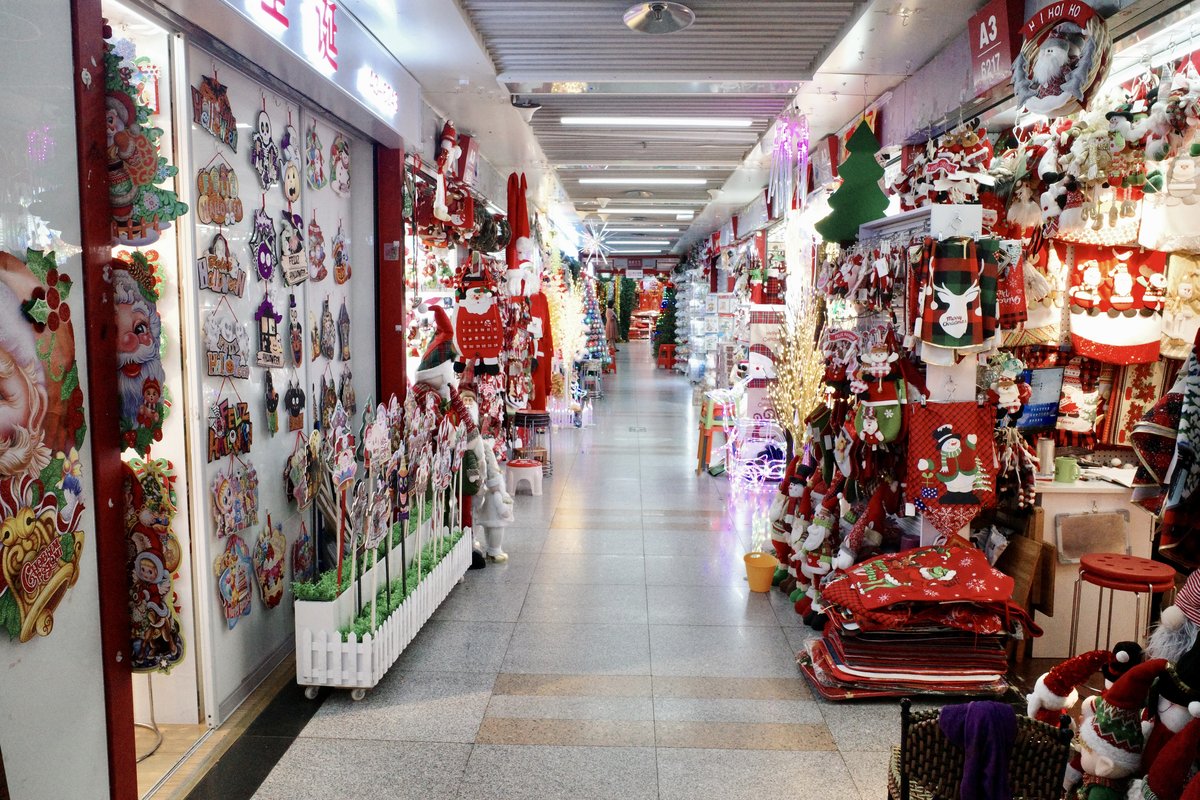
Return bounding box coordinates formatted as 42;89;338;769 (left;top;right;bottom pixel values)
605;227;680;233
561;116;753;128
595;207;694;216
608;240;671;246
579;177;708;186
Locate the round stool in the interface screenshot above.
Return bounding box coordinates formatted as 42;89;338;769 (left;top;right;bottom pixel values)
513;411;553;475
506;459;543;497
1068;553;1176;657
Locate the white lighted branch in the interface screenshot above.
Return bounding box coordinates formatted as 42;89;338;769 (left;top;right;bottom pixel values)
560;117;753;128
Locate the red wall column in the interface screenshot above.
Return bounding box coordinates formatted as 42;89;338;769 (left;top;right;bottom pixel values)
71;2;137;797
376;147;407;401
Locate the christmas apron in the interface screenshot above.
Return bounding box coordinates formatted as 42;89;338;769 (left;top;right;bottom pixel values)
906;402;997;539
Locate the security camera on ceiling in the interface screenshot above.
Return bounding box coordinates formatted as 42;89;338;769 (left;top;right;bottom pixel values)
511;96;542;123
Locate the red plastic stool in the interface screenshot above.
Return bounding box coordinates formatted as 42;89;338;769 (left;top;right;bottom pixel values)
657;344;676;369
1068;553;1176;657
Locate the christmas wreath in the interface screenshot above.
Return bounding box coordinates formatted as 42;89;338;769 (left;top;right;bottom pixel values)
1012;1;1111;118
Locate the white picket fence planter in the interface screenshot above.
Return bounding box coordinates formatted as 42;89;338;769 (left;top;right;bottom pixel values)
295;529;472;698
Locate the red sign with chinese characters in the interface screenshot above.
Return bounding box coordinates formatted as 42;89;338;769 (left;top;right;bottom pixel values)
968;0;1022;96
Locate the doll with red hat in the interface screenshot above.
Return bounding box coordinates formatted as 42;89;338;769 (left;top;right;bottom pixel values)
1074;659;1169;799
1129;716;1200;800
1140;572;1200;771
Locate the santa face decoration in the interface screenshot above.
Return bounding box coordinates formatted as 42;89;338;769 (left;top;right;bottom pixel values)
249;208;277;283
250;110;281;189
0;249;89;643
454;281;503;375
112;251;167;456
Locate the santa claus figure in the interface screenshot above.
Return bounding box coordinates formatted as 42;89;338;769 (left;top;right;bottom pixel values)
453;273;503;375
112;261;165;441
1032;30;1078;100
505;173;539;297
0;279;50;479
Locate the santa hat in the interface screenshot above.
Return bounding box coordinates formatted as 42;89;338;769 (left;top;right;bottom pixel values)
1141;718;1200;800
505;172;531;272
1102;641;1144;686
1081;658;1169;774
1027;649;1110;725
415;304;458;382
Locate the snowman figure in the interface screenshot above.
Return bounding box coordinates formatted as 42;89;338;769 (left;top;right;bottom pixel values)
918;424;981;505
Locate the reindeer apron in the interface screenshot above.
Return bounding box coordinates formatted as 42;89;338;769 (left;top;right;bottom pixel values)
917;238;998;360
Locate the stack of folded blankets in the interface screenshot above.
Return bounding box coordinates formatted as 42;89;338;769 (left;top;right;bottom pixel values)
798;543;1040;700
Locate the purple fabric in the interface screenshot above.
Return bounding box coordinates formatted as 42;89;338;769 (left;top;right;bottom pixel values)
938;700;1017;800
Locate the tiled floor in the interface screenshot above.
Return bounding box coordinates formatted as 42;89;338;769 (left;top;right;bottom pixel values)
250;343;899;800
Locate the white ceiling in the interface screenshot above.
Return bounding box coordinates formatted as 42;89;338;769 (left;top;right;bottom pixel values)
347;0;987;255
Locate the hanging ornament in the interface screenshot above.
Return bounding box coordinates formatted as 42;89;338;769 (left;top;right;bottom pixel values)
203;307;251;379
194;160;243;227
279;123;302;204
0;249;88;643
191;72;238;150
288;293;303;366
1012;2;1112;118
309;309;321;361
339;367;356;416
206;398;253;463
305;121;327;190
307;212;327;281
197;232;246;296
338;299;351;361
105;34;187;245
265;371;279;436
252;515;287;609
111;250;167;455
250;109;281;189
320;375;338;431
213;534;253;629
124;458;185;672
329;133;351;197
285;381;305;433
320;297;336;360
278;210;308;286
254;294;284;368
249;207;278;283
292;521;315;582
209;461;259;538
332;221;351;284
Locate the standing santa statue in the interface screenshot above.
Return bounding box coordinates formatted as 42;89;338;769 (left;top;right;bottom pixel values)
453;272;503;376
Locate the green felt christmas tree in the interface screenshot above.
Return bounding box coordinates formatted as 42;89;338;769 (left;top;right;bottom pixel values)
815;120;888;245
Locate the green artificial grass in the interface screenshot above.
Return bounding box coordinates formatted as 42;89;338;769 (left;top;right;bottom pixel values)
292;497;437;602
337;528;465;641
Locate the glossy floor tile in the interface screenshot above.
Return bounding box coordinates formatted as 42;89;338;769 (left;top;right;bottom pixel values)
211;343;899;799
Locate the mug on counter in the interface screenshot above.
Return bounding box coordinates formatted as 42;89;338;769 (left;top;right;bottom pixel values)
1054;456;1080;483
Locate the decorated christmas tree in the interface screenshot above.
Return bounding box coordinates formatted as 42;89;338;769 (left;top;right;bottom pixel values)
618;277;636;341
814;120;887;245
582;276;609;363
653;284;677;356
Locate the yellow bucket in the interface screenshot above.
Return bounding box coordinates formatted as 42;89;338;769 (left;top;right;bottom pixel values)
743;551;779;593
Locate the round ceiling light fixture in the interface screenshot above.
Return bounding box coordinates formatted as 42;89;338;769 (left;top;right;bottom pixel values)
623;2;695;34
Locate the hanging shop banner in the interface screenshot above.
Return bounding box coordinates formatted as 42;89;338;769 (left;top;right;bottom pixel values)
968;0;1022;97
